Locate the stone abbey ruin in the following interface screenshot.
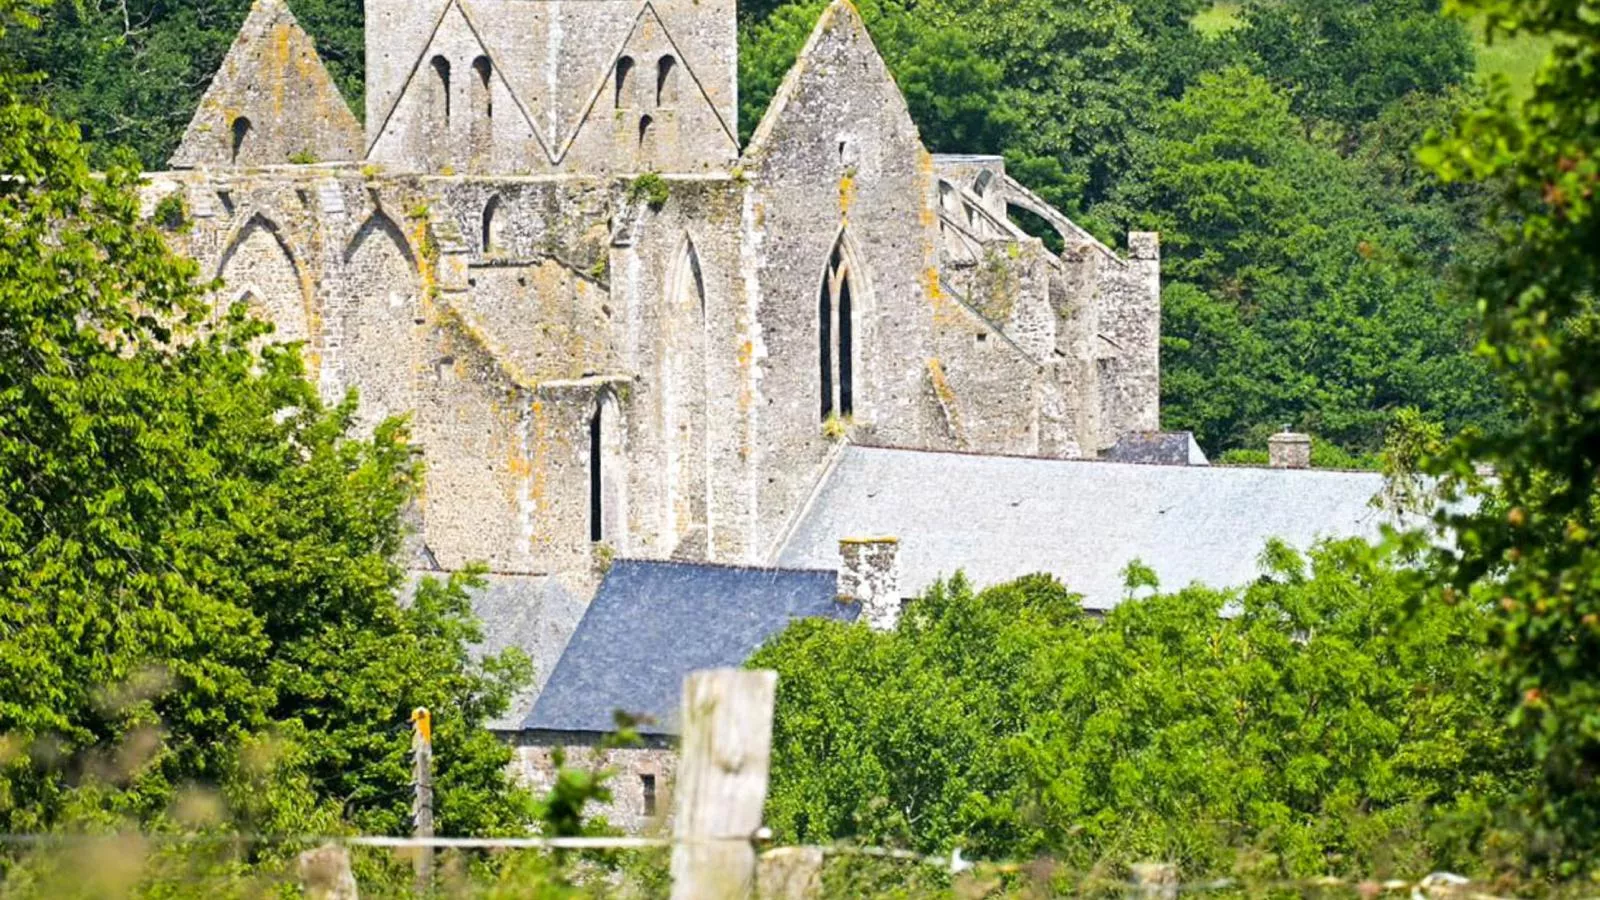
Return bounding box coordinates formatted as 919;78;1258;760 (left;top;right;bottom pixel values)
147;0;1161;584
144;0;1414;828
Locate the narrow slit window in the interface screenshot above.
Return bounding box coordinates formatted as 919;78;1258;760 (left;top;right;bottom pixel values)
589;404;603;542
818;261;833;419
615;56;635;108
641;774;657;816
656;55;678;106
431;56;452;125
230;117;252;163
638;114;654;147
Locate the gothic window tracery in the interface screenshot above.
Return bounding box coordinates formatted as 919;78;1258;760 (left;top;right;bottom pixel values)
819;234;855;419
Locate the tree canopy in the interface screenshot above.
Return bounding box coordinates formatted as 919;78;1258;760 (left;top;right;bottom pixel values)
751;543;1520;880
0;0;532;838
1420;0;1600;871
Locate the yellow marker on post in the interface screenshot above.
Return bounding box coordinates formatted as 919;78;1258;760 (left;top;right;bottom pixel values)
410;707;433;893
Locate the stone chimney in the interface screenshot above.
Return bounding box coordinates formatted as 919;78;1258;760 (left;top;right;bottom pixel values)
1268;429;1311;469
838;537;902;631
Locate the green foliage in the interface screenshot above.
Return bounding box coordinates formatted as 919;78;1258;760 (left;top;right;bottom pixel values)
1217;440;1381;469
753;545;1520;879
1233;0;1475;142
1419;0;1600;873
625;172;670;211
1100;67;1502;453
0;22;533;839
151;191;187;232
0;0;362;169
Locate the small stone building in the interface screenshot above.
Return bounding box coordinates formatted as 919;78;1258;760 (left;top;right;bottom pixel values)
511;559;854;831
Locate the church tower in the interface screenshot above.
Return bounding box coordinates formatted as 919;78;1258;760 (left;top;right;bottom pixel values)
362;0;739;175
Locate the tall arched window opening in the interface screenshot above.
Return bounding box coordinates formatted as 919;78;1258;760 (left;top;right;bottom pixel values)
615;56;635;108
663;237;709;556
230;116;252;163
819;235;854;419
472;56;492;120
589;402;604;542
430;56;452;125
481;195;503;254
589;391;623;545
656;55;678;106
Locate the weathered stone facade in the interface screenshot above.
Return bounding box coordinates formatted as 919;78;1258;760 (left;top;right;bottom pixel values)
147;0;1163;824
149;0;1160;582
509;733;677;833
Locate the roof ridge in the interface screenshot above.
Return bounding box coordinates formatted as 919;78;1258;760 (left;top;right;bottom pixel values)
612;556;837;576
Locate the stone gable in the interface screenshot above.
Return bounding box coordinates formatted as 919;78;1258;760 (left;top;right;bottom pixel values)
169;0;361;168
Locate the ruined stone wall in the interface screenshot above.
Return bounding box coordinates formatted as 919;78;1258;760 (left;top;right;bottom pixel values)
170;0;361;169
142;169;646;577
364;0;738;177
605;179;749;562
739;2;961;556
510;735;677;835
1091;232;1161;451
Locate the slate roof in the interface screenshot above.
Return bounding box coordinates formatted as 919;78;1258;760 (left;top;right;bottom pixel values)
775;445;1414;612
1102;431;1209;466
523;560;852;735
410;571;589;730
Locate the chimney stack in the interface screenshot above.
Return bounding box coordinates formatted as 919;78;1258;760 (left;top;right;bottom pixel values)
838;537;902;631
1268;429;1311;469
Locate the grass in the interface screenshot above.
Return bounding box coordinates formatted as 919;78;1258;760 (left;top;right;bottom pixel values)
1469;15;1556;102
1192;0;1242;37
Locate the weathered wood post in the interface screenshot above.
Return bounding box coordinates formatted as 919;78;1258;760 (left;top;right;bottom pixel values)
410;707;434;895
670;668;779;900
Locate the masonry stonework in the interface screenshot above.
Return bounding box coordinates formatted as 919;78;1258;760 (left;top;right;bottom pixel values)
148;0;1165;826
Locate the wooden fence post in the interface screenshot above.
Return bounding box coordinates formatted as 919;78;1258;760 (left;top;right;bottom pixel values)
410;707;434;895
669;668;779;900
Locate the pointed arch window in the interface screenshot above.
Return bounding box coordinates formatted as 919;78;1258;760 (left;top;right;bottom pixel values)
481;195;504;254
656;55;678;107
430;56;452;125
230;116;252;163
819;234;855;420
615;56;635;109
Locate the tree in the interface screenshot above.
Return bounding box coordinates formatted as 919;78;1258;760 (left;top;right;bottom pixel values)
1421;0;1600;871
1100;67;1500;453
0;0;362;169
752;542;1519;880
1235;0;1475;144
0;1;531;837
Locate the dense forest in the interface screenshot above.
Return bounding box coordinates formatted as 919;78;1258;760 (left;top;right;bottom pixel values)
0;0;1530;458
